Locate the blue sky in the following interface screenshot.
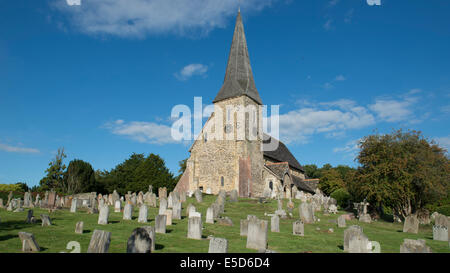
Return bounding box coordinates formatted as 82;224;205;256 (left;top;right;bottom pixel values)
0;0;449;186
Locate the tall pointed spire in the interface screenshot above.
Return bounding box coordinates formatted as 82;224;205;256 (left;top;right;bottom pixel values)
213;11;262;105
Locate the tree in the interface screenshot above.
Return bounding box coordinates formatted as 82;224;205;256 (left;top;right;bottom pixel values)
303;164;320;178
39;147;67;192
355;129;449;218
318;169;345;196
63;159;96;194
15;182;29;192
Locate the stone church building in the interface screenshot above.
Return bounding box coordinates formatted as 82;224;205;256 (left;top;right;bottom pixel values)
175;11;318;198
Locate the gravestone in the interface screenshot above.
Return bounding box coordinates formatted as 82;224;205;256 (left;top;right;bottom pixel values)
400;239;432;253
208;237;228;253
26;210;34;224
403;215;419;234
47;191;56;209
18;232;40;252
246;218;268;250
127;227;152;253
130;194;137;206
432;225;448;241
206;207;214;224
172;202;182;220
416;209;430;225
164;209;173;225
188;216;203;240
138;205;148;223
186;203;195;218
158;187;167;199
123;203;133;220
142;226;156;252
149;193;157;207
137;191;144;207
240;215;258;237
337;215;347;228
114;200;121;213
167;192;173;208
195;189;203;203
40;214;52;226
229;190;238;202
98;204;109;225
348;232;371;253
75;221;84;234
217;217;233;226
159;198;168;215
271;215;280;232
299;202;314;224
70;198;77;213
293;220;304;236
155;215;167;233
87;230;111;253
344;225;364;252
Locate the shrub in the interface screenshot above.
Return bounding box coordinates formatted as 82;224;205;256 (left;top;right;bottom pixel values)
330;188;351;208
436;205;450;216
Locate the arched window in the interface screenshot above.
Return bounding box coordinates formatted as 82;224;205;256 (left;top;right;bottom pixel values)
221;176;224;187
269;181;273;190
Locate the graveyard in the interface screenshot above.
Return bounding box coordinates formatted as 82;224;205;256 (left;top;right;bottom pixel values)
0;192;448;253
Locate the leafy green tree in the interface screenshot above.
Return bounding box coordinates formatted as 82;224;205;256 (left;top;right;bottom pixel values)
15;182;29;192
303;164;320;178
355;129;449;218
63;159;96;194
39;147;67;191
318;169;345;195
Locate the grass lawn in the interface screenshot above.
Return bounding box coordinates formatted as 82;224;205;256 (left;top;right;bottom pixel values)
0;194;449;253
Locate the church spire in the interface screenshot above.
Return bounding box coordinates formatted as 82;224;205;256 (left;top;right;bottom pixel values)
213;11;262;105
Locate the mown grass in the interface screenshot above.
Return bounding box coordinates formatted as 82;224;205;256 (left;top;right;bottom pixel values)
0;194;448;253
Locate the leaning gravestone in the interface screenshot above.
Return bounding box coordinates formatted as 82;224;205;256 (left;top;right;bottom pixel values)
299;202;314;224
98;204;109;225
138;205;148;223
40;214;52;226
195;189;203;203
344;225;364;252
208;237;228;253
75;221;84;234
155;215;167;234
18;232;40;252
246;218;268;250
127;228;152;253
293;220;304;236
123;203;133;220
87;230;111;253
403;215;419;234
26;210;34;224
114;200;121;213
188;216;203;239
271;215;280;232
337;215;347;228
400;239;432;253
142;226;156;252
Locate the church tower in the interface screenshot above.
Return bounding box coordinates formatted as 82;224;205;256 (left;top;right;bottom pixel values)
175;11;265;197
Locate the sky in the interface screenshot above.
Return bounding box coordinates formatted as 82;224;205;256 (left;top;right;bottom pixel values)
0;0;449;187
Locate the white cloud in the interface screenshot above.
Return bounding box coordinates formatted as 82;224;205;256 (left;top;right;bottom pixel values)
323;18;333;31
369;96;418;122
0;142;40;154
54;0;276;38
273;100;375;144
104;119;180;144
175;64;208;81
434;136;450;151
334;75;346;81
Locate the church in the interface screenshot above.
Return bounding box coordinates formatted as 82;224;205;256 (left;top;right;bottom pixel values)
174;11;318;199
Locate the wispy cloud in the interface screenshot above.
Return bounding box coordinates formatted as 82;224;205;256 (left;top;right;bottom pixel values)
333;138;361;158
103;119;179;144
53;0;277;38
368;93;419;123
0;142;40;154
434;136;450;151
175;64;208;81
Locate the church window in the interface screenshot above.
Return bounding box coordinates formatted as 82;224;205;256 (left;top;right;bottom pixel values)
204;133;207;143
221;176;224;187
269;181;273;190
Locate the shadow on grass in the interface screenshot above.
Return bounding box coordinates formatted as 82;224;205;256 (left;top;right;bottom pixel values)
155;244;164;250
0;220;40;232
0;234;18;241
338;245;344;250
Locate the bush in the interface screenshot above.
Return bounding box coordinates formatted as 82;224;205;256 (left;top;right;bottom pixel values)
0;184;22;192
330;188;351;208
436;205;450;216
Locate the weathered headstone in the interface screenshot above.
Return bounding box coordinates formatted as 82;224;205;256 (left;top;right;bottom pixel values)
164;209;173;225
188;216;203;239
98;204;109;225
195;189;203;203
206;206;214;224
70;198;77;213
432;225;448;242
138;205;148;223
348;232;371;253
217;217;233;226
75;221;84;234
246;218;268;250
18;232;40;252
40;214;52;226
293;220;304;236
142;226;156;252
155;214;167;234
172;202;182;220
186;203;195;218
208;237;228;253
403;215;419;234
26;210;34;224
159;198;167;215
229;190;238;202
87;230;111;253
299;202;314;224
337;215;347;228
123;203;133;220
158;187;167;199
400;239;432;253
344;225;364;252
271;215;280;232
240;215;258;237
167;192;173;208
114;200;121;213
127;227;152;253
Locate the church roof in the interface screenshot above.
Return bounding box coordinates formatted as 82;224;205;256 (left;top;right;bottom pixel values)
292;175;315;194
265;162;290;178
213;11;262;105
263;134;304;172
